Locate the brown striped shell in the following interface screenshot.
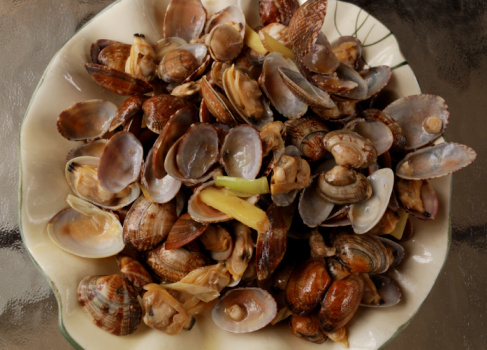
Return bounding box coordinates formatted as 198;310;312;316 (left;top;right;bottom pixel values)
77;274;142;335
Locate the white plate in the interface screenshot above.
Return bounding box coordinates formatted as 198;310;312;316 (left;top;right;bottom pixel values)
19;0;451;349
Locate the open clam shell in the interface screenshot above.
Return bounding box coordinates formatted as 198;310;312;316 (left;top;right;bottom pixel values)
349;168;395;234
47;195;124;258
57;99;117;141
97;131;144;193
65;155;140;210
212;287;277;333
220;124;263;179
396;142;477;180
384;94;449;150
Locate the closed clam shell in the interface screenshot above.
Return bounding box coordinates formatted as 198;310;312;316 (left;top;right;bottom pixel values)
57;99;117;141
349;168;395;234
77;274;142;335
395;142;476;180
284;116;329;161
85;63;153;96
142;94;195;134
383;94;449;150
333;232;394;274
290;313;328;344
145;243;208;282
207;23;244;62
221;124;263;179
201;75;238;126
212;287;277;333
97;43;131;71
319;273;364;333
123;196;177;251
98;131;143;193
163;0;207;42
285;258;331;314
47;195;124;258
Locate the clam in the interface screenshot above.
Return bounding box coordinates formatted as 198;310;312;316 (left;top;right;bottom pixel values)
47;195;124;258
223;64;273;130
288;0;339;76
333;232;394;275
284;116;329;161
318;273;364;333
151;106;198;179
94;41;131;71
154;37;187;62
332;62;368;100
395;142;477;180
361;274;402;308
125;34;157;82
212;287;277;333
116;255;153;293
57;99;117;141
323;130;377;169
142;283;191;335
206;24;244;62
78;274;142;335
142;94;195;134
145;243;209;282
109;95;146;132
317;165;372;205
396;178;438;220
66;139;108;161
97;131;144;193
163;0;207;42
170;123;219;180
298;175;334;227
200;75;238;127
157;43;208;84
85;63;153;96
260;0;300;26
362;108;407;151
290;313;328;344
205;5;246;37
383;94;449;150
220;124;263;179
164;212;208;250
225;221;254;282
344;118;394;156
65;156;140;210
331;36;363;69
123;196;178;251
256;204;288;281
349;168;395;234
142;147;182;204
361;65;392;99
199;224;234;261
259;52;308;119
285;258;331;314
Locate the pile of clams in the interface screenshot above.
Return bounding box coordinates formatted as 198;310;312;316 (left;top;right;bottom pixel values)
48;0;476;346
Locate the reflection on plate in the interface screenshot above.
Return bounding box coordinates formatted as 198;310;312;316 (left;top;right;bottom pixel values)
19;0;451;349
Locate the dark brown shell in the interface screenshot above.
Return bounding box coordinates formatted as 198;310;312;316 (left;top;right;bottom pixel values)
164;212;208;250
260;0;300;26
285;258;331;314
109;95;147;132
77;274;142;336
85;63;153;96
319;273;364;333
290;313;328;344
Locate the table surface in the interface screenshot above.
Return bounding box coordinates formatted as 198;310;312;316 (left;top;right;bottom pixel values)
2;0;486;349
